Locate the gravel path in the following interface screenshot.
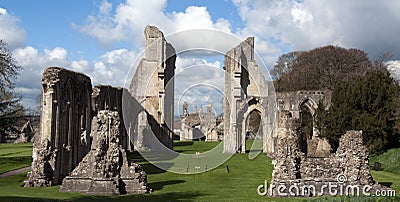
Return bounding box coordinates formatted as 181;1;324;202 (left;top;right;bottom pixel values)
0;166;30;178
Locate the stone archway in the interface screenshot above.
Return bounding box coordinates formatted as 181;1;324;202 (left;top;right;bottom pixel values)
245;109;261;140
223;37;272;154
238;98;265;153
298;97;318;135
298;97;318;156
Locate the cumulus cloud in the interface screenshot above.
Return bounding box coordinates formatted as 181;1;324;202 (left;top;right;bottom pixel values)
74;0;232;49
12;46;137;108
174;55;225;115
233;0;400;59
386;60;400;82
0;7;26;48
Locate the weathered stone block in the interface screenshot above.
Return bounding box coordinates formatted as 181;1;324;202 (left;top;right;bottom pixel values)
59;110;149;195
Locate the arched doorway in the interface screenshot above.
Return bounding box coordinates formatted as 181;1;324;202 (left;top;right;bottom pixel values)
298;98;317;155
239;98;264;153
245;109;261;140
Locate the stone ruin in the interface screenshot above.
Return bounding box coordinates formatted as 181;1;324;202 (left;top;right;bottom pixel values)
24;25;176;193
273;90;333;157
59;110;149;195
22;24;385;198
223;37;274;154
269;111;391;197
130;25;175;150
180;102;218;141
24;67;92;187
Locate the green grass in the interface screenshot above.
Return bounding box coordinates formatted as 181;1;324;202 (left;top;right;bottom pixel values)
0;141;399;201
0;142;32;174
173;141;220;154
370;147;400;175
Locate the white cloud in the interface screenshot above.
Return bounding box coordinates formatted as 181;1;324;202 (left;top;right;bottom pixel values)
74;0;232;50
99;0;112;14
386;60;400;82
0;7;26;48
44;47;68;61
170;6;231;33
174;55;225;115
71;60;91;72
0;8;8;15
13;46;137;108
233;0;400;59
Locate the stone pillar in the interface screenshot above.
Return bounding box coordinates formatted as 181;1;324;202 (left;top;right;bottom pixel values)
223;37;271;153
130;26;175;150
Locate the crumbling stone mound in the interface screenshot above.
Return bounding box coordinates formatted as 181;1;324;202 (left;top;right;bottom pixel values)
59;110;150;195
270;124;391;197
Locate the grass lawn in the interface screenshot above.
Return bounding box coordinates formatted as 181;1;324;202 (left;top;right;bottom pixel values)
370;147;400;175
0;142;33;174
0;141;399;201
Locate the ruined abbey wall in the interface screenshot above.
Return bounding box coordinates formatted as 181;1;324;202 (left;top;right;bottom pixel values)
59;110;149;195
223;37;273;153
25;67;92;186
271;90;332;157
25;26;175;190
92;85;131;151
130;25;175;150
25;69;141;187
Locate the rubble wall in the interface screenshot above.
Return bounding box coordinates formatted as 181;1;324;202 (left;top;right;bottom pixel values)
270;111;389;197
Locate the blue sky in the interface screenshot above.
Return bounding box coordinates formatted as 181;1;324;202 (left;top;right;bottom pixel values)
1;0;400;114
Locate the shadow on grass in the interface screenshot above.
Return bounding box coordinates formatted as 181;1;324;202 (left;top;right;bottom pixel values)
140;163;168;175
128;151;167;175
148;180;185;191
0;197;62;202
171;150;187;153
0;156;32;174
0;192;206;202
174;141;194;147
245;149;262;153
378;181;393;187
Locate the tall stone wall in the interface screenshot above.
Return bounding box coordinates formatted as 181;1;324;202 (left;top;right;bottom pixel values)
272;90;332;156
25;67;92;186
130;25;176;150
276;90;332;119
223;37;272;153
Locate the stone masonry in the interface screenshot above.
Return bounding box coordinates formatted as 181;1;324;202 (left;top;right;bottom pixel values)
25;25;175;192
59;110;149;195
273;90;332;157
180;102;216;141
24;67;92;186
223;37;273;153
130;25;176;150
92;85;131;151
269;111;391;197
24;68;145;191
